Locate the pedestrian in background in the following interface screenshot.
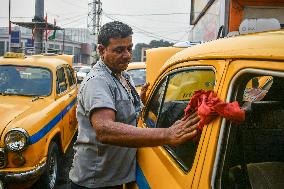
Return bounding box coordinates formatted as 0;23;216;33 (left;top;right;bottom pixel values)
69;21;199;189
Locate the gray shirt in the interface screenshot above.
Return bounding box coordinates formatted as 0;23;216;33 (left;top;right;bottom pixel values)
69;60;142;188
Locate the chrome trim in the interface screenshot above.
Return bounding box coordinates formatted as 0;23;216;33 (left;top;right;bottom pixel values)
0;161;46;183
0;180;3;189
7;128;30;139
0;148;7;168
4;128;30;152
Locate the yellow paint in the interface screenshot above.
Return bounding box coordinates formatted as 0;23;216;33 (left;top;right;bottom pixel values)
127;62;146;94
0;54;78;188
132;30;284;189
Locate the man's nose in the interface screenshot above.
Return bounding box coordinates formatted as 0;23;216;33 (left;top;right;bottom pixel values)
122;49;132;58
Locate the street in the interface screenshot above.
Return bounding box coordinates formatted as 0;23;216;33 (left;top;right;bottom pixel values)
30;138;75;189
56;142;74;189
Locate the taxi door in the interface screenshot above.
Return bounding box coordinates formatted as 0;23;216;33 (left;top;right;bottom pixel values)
200;59;284;189
133;60;228;189
54;66;71;148
64;65;78;143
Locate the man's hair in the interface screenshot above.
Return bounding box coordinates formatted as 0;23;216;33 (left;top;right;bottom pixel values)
98;21;133;47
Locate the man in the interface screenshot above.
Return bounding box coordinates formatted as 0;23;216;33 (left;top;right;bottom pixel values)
69;21;199;189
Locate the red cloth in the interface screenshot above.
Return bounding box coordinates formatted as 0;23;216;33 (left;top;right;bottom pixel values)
184;90;245;130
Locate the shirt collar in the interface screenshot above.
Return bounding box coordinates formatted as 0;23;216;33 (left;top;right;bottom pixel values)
96;59;130;80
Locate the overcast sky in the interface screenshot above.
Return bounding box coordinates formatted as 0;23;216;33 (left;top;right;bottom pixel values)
0;0;192;45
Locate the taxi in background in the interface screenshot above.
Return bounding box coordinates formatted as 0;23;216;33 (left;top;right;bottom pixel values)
129;19;284;189
126;62;146;93
0;52;78;189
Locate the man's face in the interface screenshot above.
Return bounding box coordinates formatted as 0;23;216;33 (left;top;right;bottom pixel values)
99;36;133;74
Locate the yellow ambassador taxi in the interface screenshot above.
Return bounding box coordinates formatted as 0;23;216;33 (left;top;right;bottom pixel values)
126;62;146;94
0;53;78;189
130;29;284;189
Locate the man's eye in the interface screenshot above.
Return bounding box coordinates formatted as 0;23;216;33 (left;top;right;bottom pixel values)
113;49;123;53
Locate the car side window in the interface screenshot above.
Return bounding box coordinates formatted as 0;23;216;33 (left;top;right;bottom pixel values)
66;65;76;87
144;77;167;128
144;69;215;171
56;67;67;94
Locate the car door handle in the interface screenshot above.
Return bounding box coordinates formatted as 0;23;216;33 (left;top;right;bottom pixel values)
68;93;73;97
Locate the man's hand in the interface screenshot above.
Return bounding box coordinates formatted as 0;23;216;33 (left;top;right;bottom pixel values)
167;112;200;146
140;82;150;104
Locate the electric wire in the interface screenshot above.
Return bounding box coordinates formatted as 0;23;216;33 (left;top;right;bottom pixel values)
103;12;183;42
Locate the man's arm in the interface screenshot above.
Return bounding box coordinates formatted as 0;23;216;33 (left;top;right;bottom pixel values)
91;108;199;147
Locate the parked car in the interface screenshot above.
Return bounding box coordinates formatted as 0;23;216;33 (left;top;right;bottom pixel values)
128;29;284;189
75;66;91;83
73;65;82;73
126;62;146;93
0;52;78;189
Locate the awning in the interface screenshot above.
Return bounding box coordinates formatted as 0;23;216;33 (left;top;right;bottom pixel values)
12;21;63;30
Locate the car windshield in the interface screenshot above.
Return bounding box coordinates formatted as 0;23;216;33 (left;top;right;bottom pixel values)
79;67;91;73
0;65;52;96
127;68;146;87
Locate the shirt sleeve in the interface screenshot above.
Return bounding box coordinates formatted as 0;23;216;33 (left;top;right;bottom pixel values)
81;76;116;117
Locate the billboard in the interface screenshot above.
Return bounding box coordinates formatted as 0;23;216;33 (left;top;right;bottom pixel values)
26;38;34;48
10;30;21;48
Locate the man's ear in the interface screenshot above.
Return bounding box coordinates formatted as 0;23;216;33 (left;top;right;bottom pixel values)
98;44;105;55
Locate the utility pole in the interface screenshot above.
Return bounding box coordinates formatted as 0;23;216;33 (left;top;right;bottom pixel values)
12;0;62;55
8;0;11;51
96;0;102;43
88;0;102;62
33;0;44;54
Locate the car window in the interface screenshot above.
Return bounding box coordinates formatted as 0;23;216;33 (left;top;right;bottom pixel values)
144;77;167;128
66;65;76;87
0;65;52;96
216;73;284;189
127;68;146;87
56;67;67;94
144;68;215;172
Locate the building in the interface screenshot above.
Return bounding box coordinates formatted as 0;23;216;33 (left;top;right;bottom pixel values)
0;27;94;65
189;0;284;42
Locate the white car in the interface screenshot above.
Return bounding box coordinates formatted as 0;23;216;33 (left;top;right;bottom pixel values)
76;66;92;83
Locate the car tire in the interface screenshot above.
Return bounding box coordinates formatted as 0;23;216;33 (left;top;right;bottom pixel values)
35;142;60;189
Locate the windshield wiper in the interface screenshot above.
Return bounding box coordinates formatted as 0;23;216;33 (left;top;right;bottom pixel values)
31;96;45;102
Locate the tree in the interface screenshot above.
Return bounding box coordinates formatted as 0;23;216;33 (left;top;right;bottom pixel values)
132;43;149;62
149;40;174;48
132;40;174;62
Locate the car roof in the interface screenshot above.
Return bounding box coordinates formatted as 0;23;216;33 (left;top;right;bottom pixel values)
78;66;91;69
163;30;284;71
0;54;72;70
74;65;90;68
127;62;146;70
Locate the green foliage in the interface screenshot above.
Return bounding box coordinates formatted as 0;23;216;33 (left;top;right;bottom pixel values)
132;40;174;62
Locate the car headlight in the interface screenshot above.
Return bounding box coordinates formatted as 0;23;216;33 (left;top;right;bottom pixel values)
5;128;29;152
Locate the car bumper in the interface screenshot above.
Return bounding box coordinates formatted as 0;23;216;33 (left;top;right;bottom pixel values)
77;77;84;83
0;161;46;184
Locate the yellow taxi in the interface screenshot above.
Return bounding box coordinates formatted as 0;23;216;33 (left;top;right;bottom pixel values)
126;62;146;93
0;53;78;189
130;29;284;189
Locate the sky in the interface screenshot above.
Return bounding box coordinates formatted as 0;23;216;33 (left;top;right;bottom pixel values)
0;0;192;45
